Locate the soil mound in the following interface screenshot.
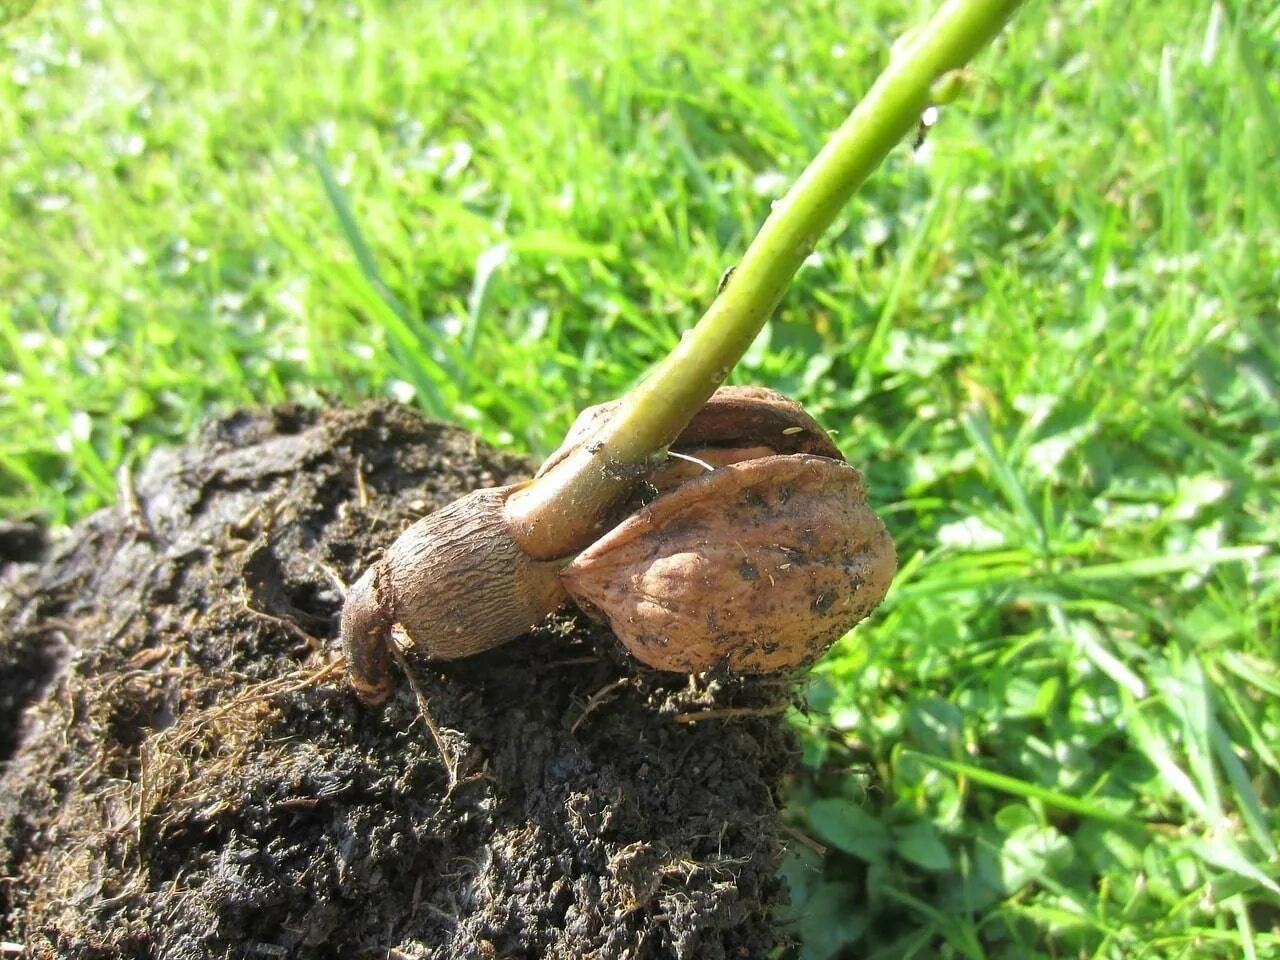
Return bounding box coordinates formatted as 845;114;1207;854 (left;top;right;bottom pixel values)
0;402;794;959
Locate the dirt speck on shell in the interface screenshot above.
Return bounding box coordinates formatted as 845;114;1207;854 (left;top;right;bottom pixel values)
0;402;796;959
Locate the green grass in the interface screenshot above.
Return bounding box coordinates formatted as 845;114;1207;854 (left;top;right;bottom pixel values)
3;0;1278;956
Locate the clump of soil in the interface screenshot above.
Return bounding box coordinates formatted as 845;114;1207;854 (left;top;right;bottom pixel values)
0;402;796;959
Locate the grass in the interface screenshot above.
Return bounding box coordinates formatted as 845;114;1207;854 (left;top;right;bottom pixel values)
3;0;1278;956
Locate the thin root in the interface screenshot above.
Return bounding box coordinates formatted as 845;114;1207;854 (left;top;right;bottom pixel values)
781;822;828;857
353;454;370;509
389;643;458;790
117;463;156;543
672;704;788;724
570;677;631;734
241;595;323;650
194;657;344;734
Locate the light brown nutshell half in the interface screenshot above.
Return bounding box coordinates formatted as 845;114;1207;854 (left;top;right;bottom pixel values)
535;385;843;479
560;454;896;673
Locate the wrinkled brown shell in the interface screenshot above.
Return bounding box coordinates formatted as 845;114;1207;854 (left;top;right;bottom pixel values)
561;455;896;674
536;385;842;480
341;482;566;702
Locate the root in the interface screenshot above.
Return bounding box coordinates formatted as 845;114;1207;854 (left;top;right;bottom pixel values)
570;677;632;734
672;704;789;724
389;643;458;790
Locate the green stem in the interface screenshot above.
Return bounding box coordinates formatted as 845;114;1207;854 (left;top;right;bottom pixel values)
508;0;1024;559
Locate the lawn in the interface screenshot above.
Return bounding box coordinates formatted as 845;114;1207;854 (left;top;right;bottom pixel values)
3;0;1278;956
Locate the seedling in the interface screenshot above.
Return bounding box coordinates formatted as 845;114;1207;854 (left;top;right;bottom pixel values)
341;0;1024;703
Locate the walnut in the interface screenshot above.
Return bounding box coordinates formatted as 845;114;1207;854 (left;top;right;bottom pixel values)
561;454;895;673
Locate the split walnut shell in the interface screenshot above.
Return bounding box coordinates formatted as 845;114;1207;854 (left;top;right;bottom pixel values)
341;482;566;703
561;454;896;673
535;384;845;525
536;384;843;480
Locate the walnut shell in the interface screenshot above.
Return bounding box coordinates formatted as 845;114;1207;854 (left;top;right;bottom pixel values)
536;385;842;480
560;455;895;673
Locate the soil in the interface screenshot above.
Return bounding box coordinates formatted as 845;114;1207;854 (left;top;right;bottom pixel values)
0;402;796;959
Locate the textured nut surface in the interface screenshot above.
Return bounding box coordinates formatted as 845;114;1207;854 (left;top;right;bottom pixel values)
561;455;896;673
342;481;567;702
383;483;568;658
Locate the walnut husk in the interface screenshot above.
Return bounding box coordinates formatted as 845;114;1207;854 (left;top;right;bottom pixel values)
560;455;895;673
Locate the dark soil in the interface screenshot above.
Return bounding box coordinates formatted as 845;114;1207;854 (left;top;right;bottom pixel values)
0;402;796;959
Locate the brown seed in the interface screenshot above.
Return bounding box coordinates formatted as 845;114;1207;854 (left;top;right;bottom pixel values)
560;454;896;673
341;482;567;703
